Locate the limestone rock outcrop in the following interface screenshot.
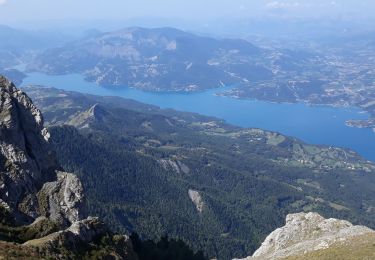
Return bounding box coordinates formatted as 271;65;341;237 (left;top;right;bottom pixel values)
235;212;374;260
188;189;204;213
38;171;86;226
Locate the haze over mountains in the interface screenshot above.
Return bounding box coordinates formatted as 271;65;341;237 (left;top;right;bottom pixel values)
0;24;78;85
28;27;268;91
23;26;375;132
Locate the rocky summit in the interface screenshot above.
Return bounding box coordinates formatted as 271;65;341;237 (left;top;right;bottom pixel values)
236;212;375;260
0;75;137;259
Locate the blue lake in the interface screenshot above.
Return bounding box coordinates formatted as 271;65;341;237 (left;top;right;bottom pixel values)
22;72;375;161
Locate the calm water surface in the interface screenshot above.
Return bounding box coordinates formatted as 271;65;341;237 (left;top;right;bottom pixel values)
22;72;375;161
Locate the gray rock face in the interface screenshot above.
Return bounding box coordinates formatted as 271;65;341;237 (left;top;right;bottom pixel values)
0;75;85;226
67;216;107;242
235;212;374;260
38;171;86;226
188;189;204;213
0;76;137;259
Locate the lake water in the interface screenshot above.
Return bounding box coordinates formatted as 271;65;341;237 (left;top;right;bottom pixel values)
22;72;375;161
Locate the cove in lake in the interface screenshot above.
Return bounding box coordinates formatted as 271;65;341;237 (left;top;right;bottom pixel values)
22;72;375;161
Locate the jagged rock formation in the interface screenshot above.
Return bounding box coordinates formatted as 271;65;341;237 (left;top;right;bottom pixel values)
0;75;84;226
0;76;136;259
235;212;375;260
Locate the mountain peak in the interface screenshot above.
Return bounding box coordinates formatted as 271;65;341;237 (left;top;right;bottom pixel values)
0;75;45;131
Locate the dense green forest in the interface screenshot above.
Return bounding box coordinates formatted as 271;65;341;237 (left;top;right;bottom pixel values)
131;234;206;260
24;86;375;259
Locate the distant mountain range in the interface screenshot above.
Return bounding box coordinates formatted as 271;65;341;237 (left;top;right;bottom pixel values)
1;25;372;131
28;27;298;92
26;27;375;131
3;25;375;115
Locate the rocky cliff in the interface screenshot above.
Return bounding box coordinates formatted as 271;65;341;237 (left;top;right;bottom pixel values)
235;212;375;260
0;75;137;259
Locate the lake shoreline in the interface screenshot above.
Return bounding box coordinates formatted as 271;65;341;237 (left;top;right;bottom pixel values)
21;72;375;162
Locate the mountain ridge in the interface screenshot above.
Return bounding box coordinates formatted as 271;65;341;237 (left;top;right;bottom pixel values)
28;26;270;92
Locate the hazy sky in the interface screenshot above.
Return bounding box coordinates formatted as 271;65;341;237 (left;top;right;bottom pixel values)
0;0;374;26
